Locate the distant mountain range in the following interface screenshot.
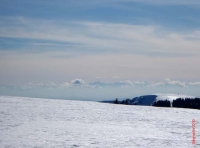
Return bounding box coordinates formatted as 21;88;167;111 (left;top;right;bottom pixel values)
101;94;200;109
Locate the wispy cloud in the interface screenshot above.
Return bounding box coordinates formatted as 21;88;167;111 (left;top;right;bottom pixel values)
71;79;85;85
164;78;187;87
189;82;200;86
1;1;200;99
20;79;200;89
1;17;200;57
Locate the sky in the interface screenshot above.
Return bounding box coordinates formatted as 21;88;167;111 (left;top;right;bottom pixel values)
0;0;200;100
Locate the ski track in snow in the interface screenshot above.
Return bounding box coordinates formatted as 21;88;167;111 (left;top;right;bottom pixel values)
0;96;200;148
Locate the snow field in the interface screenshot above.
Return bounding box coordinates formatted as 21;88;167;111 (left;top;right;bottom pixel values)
0;96;200;148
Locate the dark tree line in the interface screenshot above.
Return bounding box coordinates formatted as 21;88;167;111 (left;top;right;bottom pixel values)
114;98;131;105
121;99;131;105
152;98;200;109
114;98;119;104
172;98;200;109
113;97;200;110
152;100;171;107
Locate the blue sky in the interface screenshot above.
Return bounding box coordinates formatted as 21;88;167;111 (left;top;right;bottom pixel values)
0;0;200;100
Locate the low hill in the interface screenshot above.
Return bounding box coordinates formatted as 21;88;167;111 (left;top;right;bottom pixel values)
109;94;200;109
131;94;195;106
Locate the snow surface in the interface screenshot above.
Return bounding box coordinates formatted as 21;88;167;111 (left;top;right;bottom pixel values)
0;96;200;148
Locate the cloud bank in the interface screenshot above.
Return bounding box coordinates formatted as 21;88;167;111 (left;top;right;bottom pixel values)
71;79;86;85
17;79;200;89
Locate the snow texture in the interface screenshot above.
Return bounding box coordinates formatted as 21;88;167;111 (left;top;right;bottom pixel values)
0;96;200;148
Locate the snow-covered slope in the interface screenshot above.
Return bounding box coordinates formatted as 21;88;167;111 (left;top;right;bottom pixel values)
0;96;200;148
130;94;195;106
